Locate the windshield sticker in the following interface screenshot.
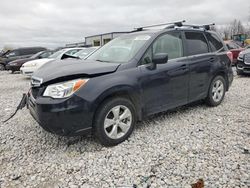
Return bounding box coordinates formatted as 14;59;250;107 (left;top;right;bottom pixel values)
134;35;151;41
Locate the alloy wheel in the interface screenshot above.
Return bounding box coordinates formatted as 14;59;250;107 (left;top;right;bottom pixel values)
104;105;132;139
212;80;224;103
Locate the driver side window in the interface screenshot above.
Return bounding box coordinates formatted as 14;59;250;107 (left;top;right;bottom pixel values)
141;32;183;65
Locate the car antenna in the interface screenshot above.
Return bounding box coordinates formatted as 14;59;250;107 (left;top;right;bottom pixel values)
134;20;186;31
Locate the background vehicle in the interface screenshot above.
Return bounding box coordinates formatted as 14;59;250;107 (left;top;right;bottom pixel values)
6;50;54;73
244;39;250;46
245;45;250;49
0;47;46;70
72;46;100;59
28;22;233;146
20;48;83;77
236;48;250;75
224;40;244;65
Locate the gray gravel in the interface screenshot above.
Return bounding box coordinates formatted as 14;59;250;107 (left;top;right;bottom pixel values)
0;71;249;188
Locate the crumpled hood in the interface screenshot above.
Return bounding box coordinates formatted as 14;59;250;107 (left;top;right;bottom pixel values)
23;58;54;67
32;59;120;83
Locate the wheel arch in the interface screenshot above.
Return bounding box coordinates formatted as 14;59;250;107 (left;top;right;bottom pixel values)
93;85;143;122
211;70;229;91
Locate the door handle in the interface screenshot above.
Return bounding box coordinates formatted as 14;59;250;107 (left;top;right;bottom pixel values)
180;64;188;70
209;57;215;62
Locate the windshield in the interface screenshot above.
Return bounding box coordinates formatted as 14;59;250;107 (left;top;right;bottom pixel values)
75;47;98;59
87;35;151;63
49;49;65;59
30;51;43;58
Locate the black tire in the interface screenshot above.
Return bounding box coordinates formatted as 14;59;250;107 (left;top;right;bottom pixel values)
0;64;5;71
205;75;226;107
94;97;136;146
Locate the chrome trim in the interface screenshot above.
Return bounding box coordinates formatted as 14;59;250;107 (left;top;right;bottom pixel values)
31;76;43;87
237;65;244;70
244;54;250;65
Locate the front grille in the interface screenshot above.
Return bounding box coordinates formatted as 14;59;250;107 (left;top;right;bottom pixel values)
244;54;250;65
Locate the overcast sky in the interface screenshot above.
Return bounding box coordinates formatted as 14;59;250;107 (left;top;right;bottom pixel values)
0;0;249;49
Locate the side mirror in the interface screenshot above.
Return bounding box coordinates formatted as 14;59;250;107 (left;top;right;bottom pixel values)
152;53;168;64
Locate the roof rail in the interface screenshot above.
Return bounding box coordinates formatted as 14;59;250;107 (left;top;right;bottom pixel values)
134;20;186;31
181;23;215;30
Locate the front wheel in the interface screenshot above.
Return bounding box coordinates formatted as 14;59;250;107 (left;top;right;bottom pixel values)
205;76;226;106
94;97;136;146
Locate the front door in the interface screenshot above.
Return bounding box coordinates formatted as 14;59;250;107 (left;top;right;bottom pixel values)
138;31;189;115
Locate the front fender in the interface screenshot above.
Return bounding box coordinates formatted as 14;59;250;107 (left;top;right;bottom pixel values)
76;70;143;120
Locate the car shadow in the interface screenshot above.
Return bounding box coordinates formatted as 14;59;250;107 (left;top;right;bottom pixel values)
136;100;206;130
44;100;206;150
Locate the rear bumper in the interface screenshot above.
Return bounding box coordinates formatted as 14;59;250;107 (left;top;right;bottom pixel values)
27;92;94;136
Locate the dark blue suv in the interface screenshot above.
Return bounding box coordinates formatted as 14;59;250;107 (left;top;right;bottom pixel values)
28;22;233;146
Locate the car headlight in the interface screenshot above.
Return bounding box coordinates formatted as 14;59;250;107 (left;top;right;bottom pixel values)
43;79;89;98
25;63;37;67
10;63;17;66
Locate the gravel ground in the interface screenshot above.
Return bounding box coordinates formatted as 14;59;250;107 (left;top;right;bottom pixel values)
0;71;249;188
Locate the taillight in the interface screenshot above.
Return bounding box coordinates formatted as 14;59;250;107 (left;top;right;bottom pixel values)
227;51;233;63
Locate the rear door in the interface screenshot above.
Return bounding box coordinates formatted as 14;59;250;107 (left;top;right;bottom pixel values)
139;31;189;115
183;31;214;102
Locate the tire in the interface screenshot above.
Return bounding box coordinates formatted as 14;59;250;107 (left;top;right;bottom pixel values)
94;97;136;146
205;75;226;107
0;64;5;71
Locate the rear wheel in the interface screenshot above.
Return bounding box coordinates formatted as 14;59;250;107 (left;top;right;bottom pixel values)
0;64;5;71
206;76;226;106
94;97;136;146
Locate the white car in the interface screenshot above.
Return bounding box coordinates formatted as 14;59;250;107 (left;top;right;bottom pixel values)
73;46;100;59
20;48;84;77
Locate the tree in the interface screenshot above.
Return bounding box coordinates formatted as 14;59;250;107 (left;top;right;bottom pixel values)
229;19;245;36
216;19;246;40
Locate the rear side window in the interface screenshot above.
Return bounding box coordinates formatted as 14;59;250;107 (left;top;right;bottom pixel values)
206;33;224;52
185;32;209;55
